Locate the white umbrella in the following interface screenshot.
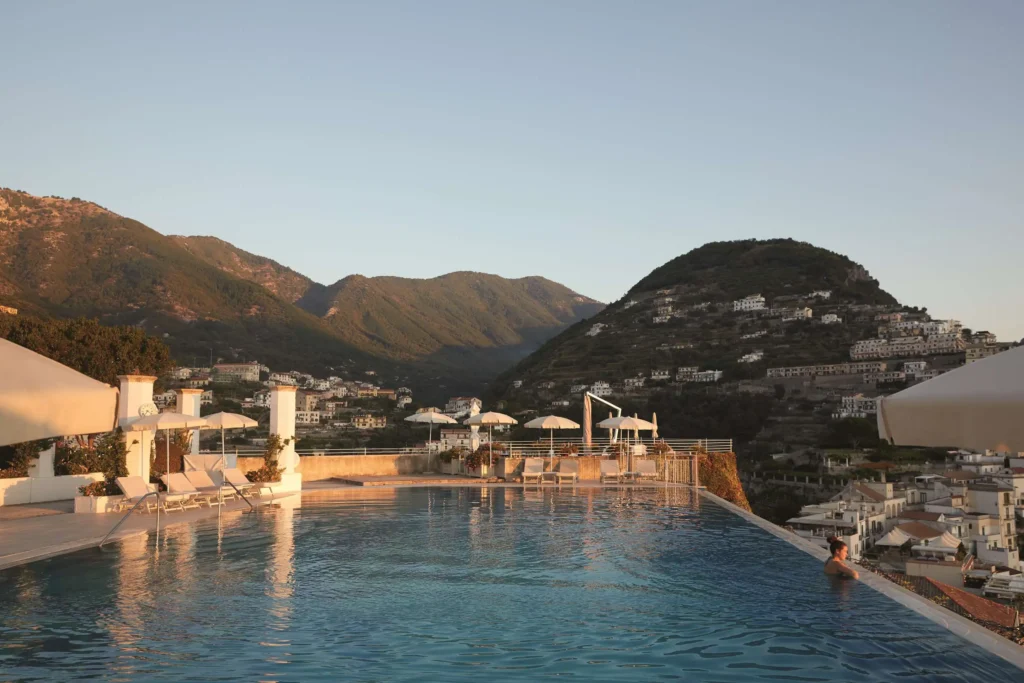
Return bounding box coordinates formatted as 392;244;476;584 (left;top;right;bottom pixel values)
878;345;1024;452
524;415;580;467
404;411;458;444
597;416;656;472
463;412;518;472
125;413;209;479
0;338;118;447
201;412;258;461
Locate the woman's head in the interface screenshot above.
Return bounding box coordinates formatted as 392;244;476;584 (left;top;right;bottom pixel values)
827;536;848;560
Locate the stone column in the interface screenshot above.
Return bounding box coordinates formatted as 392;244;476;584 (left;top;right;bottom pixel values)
177;389;204;456
27;443;56;478
117;375;157;481
269;386;298;473
469;402;481;452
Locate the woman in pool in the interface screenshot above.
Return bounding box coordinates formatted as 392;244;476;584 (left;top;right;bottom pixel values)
823;536;859;579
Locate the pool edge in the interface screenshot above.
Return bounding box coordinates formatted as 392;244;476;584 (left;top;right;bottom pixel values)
699;488;1024;672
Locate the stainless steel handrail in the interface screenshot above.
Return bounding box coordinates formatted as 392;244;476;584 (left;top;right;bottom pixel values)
99;491;161;549
223;479;256;511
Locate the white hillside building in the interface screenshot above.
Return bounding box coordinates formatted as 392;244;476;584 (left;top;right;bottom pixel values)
733;294;766;312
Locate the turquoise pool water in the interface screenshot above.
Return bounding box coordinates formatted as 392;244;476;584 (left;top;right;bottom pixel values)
0;487;1018;681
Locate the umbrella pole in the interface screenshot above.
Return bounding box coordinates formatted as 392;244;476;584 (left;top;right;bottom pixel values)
489;425;493;476
165;428;170;477
550;429;554;470
221;427;226;461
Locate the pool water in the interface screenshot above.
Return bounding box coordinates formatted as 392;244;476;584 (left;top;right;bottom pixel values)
0;487;1018;681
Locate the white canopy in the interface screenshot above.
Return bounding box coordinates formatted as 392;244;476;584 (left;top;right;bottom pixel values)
878;345;1024;453
405;412;458;425
0;338;118;447
597;416;656;431
124;413;210;476
912;531;962;553
200;412;257;430
463;412;518;426
524;415;580;430
875;526;914;547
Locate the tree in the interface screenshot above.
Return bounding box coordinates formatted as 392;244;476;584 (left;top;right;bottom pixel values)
820;418;880;449
0;315;173;385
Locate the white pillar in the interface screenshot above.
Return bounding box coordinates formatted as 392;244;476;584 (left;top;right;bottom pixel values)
27;443;56;478
177;389;203;455
469;402;481;452
269;386;298;473
118;375;157;481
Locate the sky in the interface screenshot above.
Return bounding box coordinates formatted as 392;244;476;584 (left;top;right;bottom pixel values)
2;1;1022;340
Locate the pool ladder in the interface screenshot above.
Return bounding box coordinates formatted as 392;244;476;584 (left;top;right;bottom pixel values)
98;480;259;550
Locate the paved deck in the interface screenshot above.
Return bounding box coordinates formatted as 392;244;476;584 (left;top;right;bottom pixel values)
0;494;295;571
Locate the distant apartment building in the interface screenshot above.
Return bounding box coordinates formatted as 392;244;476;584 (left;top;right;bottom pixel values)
675;366;698;381
766;361;887;379
863;371;906;385
570;383;589;394
850;335;966;360
397;395;412;408
378;389;397;400
268;372;297;386
152;390;177;408
652;315;670;324
352;414;387;429
654;295;675;304
201;390;214;405
650;369;671;381
512;380;523;388
295;410;321;425
586;323;607;337
832;394;879;419
740;330;767;339
739;350;764;364
971;331;997;345
0;304;17;316
692;370;723;383
590;381;613;397
903;360;928;375
821;313;842;325
966;344;1012;364
212;362;261;383
657;306;673;316
254;390;271;408
775;307;813;321
170;367;193;380
444;396;482;418
306;378;331;391
874;312;904;322
186;376;210;388
624;377;646;389
733;294;766;312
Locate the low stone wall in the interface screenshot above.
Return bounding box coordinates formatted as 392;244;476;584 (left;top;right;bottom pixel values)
0;473;105;506
236;453;438;481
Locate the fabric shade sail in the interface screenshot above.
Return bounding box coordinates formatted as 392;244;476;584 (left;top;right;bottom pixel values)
877;345;1024;453
0;338;118;447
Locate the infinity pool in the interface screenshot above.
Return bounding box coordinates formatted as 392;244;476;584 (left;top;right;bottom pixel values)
0;487;1018;681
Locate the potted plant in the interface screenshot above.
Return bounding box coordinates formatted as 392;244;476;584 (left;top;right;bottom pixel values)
70;429;131;513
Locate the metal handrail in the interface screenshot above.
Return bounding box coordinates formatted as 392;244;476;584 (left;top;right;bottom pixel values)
99;491;161;549
223;479;256;511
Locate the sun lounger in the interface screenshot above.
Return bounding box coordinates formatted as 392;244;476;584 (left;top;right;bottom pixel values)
222;467;263;497
116;476;189;512
160;473;210;509
522;457;546;485
600;460;621;484
633;459;659;482
184;469;236;501
555;459;579;485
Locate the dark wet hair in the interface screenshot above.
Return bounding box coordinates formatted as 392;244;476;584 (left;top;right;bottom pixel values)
827;536;847;556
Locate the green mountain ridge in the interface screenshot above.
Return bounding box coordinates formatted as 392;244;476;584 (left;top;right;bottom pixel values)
0;189;603;395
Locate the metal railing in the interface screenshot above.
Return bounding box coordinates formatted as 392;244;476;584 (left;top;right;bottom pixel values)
99;491;161;550
202;438;732;459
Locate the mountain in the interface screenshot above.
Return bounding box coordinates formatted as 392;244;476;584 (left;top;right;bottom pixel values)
488;239;937;453
0;189;602;395
171;234;602;378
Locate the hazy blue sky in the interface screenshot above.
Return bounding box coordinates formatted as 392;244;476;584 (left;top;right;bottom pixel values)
2;1;1022;339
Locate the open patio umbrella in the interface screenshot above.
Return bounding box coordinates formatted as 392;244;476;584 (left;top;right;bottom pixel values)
404;411;458;444
0;338;118;447
524;415;581;468
201;412;258;461
125;413;209;479
463;411;518;471
597;416;657;472
878;345;1024;453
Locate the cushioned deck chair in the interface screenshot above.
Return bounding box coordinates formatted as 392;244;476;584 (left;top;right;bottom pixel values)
633;459;659;482
160;473;209;509
184;469;236;501
600;459;621;484
116;476;188;512
522;457;546;485
222;467;263;498
555;459;579;485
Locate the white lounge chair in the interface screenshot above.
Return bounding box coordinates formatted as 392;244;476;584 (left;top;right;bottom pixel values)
116;476;188;512
184;469;236;501
555;459;579;485
222;467;263;498
522;457;546;485
160;473;207;509
633;459;659;482
600;460;621;484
